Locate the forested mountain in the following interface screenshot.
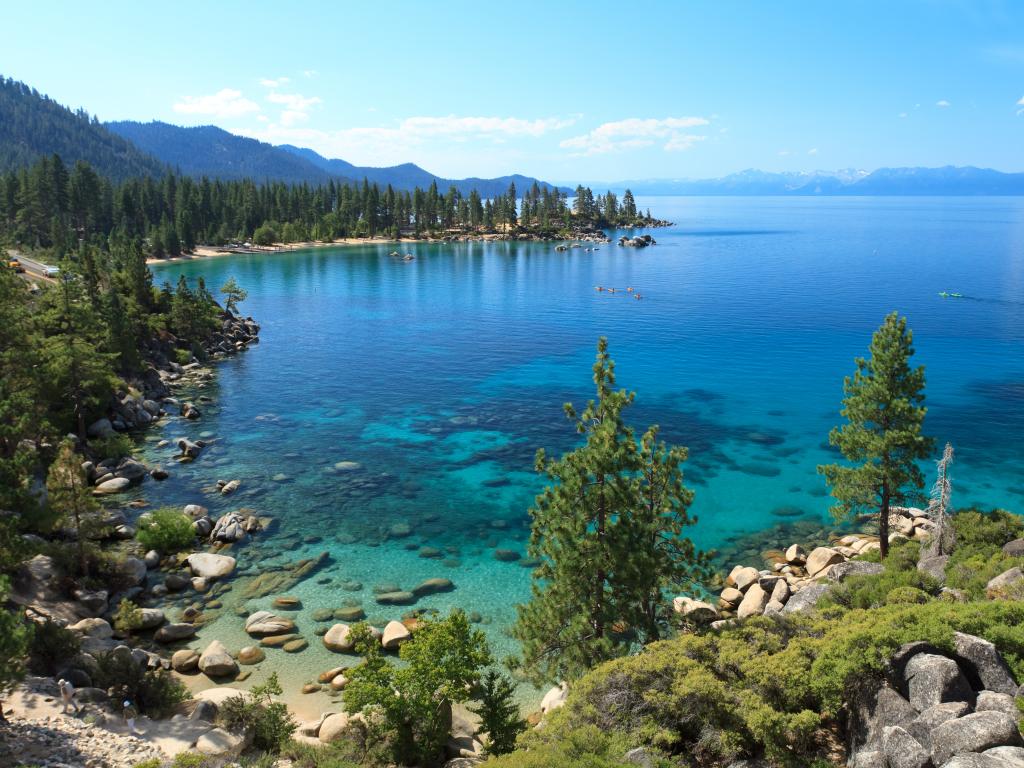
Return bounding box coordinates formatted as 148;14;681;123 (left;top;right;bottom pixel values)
279;144;566;197
0;77;166;182
106;122;344;186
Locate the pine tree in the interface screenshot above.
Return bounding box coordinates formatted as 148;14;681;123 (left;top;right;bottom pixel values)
46;439;99;575
471;670;526;755
818;312;935;559
513;338;703;684
220;276;247;316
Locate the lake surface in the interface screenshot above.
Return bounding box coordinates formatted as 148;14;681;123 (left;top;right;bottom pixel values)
142;196;1024;708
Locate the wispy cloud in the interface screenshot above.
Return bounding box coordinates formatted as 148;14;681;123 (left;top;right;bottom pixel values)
1017;96;1024;116
807;148;818;156
259;77;290;88
173;89;260;119
936;99;951;108
303;69;318;78
898;112;908;118
237;114;574;166
560;117;710;156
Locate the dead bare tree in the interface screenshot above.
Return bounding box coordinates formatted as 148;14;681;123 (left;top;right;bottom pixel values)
925;443;955;557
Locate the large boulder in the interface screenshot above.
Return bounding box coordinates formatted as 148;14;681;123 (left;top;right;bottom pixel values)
381;620;411;650
171;649;200;673
904;653;973;711
185;552;236;580
918;554;950;584
87;418;114;438
244;611;296;637
411;578;455;597
672;596;719;623
782;584;832;614
93;477;131;495
137;608;165;630
154;622;198;643
736;583;770;618
199;639;238;678
120;557;148;586
210;512;247;543
729;566;760;592
847;686;919;760
953;632;1019;695
1003;539;1024;557
908;701;970;748
195;727;252;758
881;725;931;768
986;568;1024;599
319;712;352;743
930;711;1024;766
69;617;113;639
323;623;355;652
541;682;568;713
805;547;844;578
827;561;884;583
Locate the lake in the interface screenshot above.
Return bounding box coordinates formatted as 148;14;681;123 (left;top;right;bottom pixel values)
142;196;1024;709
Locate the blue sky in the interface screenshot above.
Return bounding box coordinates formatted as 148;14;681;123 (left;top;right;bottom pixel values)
4;0;1023;180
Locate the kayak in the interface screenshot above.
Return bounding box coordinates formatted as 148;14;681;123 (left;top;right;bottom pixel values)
938;292;963;298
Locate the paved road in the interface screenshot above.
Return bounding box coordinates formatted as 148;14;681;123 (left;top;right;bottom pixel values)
9;250;58;279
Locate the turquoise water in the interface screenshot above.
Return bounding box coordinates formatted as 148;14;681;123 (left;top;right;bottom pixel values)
138;196;1024;707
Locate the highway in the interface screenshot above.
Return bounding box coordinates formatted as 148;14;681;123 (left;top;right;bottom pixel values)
8;250;59;279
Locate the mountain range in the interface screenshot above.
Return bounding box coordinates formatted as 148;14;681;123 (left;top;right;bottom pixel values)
593;166;1024;196
3;75;1024;196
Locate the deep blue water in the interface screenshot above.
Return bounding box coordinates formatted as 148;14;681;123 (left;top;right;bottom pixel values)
140;196;1024;702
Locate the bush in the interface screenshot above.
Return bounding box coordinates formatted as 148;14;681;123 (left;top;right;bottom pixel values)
174;348;193;366
823;539;940;610
946;509;1024;598
93;651;189;717
278;741;364;768
131;760;162;768
136;508;195;554
28;619;79;675
885;586;930;604
171;754;211;768
220;672;295;752
89;433;133;461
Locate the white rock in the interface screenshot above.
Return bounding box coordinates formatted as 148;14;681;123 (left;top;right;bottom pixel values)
185;552;236;579
381;620;411;650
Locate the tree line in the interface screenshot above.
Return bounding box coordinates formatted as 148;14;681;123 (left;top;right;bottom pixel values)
0;155;661;257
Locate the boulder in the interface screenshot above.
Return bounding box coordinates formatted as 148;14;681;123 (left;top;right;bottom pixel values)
736;582;770;618
1002;539;1024;557
847;686;919;759
87;418;114;438
375;590;417;606
199;640;238;678
219;479;240;495
828;561;884;582
272;596;302;610
382;620;411;650
984;746;1024;764
211;512;248;543
805;547;844;578
93;477;131;495
918;554;950;584
785;544;806;565
541;682;568;713
165;573;190;591
171;649;200;673
770;579;790;604
154;623;198;643
986;568;1023;599
908;701;970;749
184;504;209;518
930;711;1024;766
781;584;832;614
323;623;354;652
882;725;931;768
73;588;108;617
283;638;307;653
954;632;1019;695
672;596;719;623
319;712;351;743
904;653;973;711
69;617;113;639
137;608;165;630
185;552;236;580
975;691;1017;715
238;646;265;665
719;587;744;607
411;578;455;597
143;550;161;568
244;611;296;636
178;439;202;459
119;557;147;586
195;727;251;758
731;566;760;592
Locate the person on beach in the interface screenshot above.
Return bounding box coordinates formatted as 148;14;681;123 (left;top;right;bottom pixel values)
123;700;138;735
58;679;79;714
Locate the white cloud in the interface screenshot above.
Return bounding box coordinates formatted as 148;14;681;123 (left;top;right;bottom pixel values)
898;112;908;118
173;89;260;119
807;148;818;156
236;113;574;166
259;77;290;88
777;149;791;157
303;69;318;78
560;117;710;156
1017;96;1024;105
267;92;322;112
936;99;951;107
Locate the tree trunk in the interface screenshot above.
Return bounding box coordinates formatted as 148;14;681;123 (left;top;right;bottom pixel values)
879;482;890;560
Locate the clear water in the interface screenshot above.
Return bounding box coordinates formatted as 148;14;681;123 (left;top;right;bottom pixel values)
139;196;1024;712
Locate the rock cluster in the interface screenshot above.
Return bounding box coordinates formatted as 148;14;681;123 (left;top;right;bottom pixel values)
618;234;656;247
848;634;1024;767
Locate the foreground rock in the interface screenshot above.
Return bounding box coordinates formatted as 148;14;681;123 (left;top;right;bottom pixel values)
185;552;236;579
198;639;239;678
244;611;296;636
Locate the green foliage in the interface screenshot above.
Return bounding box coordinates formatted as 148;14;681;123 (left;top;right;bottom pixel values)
46;439;99;575
946;509;1024;598
0;577;30;694
472;670;526;756
130;760;162;768
220;276;248;316
514;338;707;686
885;586;930;604
220;672;295;753
92;651;188;717
253;224;278;246
89;433;133;461
823;539;940;610
818;312;935;558
171;754;211;768
344;610;491;766
113;598;143;636
278;740;365;768
487;724;637;768
136;507;195;554
28;619;79;675
516;600;1024;767
175;348;193;366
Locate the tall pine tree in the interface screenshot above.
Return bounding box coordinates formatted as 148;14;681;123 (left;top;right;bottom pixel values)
818;312;934;559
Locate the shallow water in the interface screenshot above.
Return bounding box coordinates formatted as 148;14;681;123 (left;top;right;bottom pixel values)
137;196;1024;712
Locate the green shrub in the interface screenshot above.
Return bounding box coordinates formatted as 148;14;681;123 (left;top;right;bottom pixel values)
136;508;195;554
90;433;133;461
278;740;365;768
885;586;930;605
171;754;210;768
93;651;189;717
220;672;295;752
945;509;1024;599
28;619;79;675
131;760;162;768
174;348;193;366
823;539;939;610
489;723;644;768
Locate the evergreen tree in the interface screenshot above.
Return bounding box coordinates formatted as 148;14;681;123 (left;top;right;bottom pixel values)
818;312;935;559
220;276;247;316
513;338;704;684
46;439;99;575
0;576;30;720
471;670;526;755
